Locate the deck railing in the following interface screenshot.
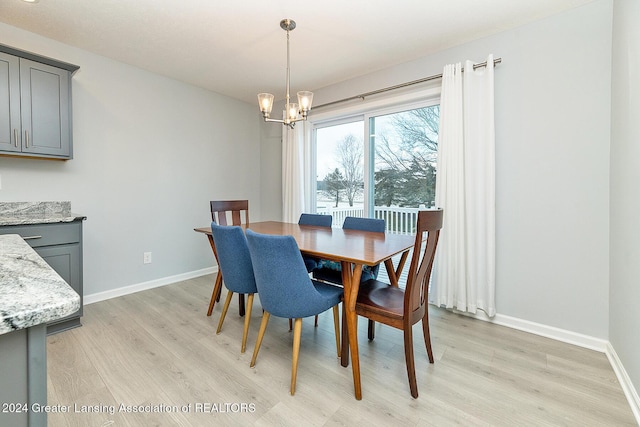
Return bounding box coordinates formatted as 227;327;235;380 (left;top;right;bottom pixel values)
317;205;425;234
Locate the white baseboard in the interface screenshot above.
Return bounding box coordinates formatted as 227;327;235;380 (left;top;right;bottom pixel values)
83;267;216;305
605;342;640;423
464;310;609;352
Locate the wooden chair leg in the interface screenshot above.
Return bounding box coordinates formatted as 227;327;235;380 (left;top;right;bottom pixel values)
404;327;418;398
291;318;303;395
250;312;270;367
288;318;292;331
241;294;254;353
315;315;319;327
332;305;341;358
216;290;234;334
421;312;434;363
207;273;223;316
368;320;375;341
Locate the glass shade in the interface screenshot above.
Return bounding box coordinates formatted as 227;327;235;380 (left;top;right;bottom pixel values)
257;93;274;115
297;91;314;112
285;103;299;121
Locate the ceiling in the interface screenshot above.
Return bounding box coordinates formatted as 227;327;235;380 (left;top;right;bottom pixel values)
0;0;595;105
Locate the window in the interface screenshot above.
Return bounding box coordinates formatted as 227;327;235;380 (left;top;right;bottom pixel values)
315;119;365;219
313;101;440;233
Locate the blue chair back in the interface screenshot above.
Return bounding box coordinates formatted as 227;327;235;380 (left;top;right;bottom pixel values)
298;213;332;272
298;213;332;227
343;216;385;233
246;229;338;319
344;217;385;280
210;222;257;294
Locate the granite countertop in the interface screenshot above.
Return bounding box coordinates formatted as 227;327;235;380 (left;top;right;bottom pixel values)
0;201;85;226
0;234;80;335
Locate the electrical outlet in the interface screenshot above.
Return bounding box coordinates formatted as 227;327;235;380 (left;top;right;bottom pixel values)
143;252;152;264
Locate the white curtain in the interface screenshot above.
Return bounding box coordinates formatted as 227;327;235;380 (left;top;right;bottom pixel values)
430;54;496;317
282;121;311;223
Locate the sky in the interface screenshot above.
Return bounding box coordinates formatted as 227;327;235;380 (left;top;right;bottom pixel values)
315;120;365;179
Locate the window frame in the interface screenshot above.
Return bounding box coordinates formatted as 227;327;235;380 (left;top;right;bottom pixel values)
309;86;441;216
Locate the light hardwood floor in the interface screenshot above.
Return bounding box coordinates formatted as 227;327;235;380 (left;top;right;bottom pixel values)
46;274;637;426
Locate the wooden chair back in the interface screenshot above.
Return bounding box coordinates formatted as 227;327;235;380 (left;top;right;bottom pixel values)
210;200;249;226
404;209;443;325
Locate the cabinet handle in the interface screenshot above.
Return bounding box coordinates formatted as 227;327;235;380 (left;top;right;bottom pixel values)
25;130;29;148
14;129;18;147
22;235;43;240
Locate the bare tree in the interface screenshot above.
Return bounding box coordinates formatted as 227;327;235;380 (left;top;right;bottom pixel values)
336;134;364;206
374;106;439;207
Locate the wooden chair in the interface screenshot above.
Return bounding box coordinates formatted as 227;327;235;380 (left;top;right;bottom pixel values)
355;209;443;398
245;229;342;395
210;200;249;227
207;200;249;316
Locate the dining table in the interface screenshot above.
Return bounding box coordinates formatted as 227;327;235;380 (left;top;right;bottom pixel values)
194;220;415;400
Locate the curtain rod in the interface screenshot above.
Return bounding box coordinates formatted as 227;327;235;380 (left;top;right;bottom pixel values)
313;57;502;110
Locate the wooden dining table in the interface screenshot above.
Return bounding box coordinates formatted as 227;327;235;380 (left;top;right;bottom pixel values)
194;220;415;400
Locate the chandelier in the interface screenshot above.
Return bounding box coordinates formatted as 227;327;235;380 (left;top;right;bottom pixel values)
257;19;313;129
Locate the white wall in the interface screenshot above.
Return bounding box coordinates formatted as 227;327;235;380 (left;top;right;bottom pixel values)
0;23;262;297
610;0;640;404
258;118;283;221
261;0;613;339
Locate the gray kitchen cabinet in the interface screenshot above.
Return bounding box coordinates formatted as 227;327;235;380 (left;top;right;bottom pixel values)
0;45;79;160
0;51;21;153
0;220;84;334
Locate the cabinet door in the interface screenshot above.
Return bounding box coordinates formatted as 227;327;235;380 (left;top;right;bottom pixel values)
35;243;82;320
0;52;21;153
19;58;71;157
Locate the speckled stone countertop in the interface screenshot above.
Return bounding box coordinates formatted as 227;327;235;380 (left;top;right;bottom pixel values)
0;201;85;226
0;234;80;335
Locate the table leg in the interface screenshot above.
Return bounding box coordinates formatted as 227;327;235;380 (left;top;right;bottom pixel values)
207;273;223;316
341;261;363;400
205;233;245;317
207;275;245;317
238;294;245;317
341;301;349;364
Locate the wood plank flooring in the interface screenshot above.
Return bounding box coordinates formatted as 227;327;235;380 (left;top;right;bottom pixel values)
46;274;637;426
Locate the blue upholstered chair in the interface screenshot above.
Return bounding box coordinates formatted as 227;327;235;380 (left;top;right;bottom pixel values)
207;200;249;317
210;222;257;353
298;213;333;227
313;216;386;284
298;213;333;272
245;229;343;395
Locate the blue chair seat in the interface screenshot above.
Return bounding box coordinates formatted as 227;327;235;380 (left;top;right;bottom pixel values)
313;260;378;283
312;216;385;285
